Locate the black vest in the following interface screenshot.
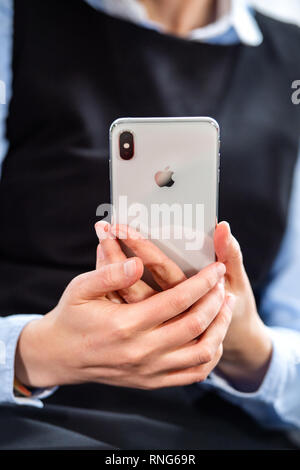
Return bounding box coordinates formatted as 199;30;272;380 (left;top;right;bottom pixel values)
0;0;299;315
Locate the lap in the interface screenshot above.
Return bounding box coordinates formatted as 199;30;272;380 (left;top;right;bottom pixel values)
0;384;296;450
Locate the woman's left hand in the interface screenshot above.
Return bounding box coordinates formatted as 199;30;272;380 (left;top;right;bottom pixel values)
214;222;272;391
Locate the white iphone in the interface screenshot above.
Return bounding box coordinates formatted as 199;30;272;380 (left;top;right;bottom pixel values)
109;117;220;279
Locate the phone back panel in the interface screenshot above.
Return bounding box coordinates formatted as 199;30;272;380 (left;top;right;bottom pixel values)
110;117;219;277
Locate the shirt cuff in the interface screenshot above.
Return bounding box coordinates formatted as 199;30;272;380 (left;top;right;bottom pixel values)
200;326;300;429
0;314;57;407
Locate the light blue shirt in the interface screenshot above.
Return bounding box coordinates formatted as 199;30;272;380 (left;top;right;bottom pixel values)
1;0;300;432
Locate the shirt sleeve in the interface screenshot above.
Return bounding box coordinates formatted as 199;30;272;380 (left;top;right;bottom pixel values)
0;315;57;407
0;0;13;171
200;149;300;431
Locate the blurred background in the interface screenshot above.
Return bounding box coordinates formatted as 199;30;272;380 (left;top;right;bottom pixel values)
251;0;300;25
252;0;300;448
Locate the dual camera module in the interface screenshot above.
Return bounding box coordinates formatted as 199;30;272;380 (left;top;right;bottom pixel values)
119;131;134;160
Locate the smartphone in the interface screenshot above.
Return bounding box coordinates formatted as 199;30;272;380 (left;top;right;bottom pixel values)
109;117;220;280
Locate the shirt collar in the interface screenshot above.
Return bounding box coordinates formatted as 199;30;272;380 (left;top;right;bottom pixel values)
84;0;263;46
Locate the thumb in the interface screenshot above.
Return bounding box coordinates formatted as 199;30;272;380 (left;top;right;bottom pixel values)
69;257;144;301
214;222;245;281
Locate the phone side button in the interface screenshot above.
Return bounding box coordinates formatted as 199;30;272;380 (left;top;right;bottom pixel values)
218;169;220;183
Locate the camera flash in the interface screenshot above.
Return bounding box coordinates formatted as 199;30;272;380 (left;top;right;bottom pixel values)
123;143;130;149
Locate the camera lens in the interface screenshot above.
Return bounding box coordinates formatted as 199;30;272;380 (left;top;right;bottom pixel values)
119;131;134;160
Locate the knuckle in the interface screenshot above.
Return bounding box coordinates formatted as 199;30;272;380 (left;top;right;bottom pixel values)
138;355;158;376
100;265;116;288
121;347;143;366
150;258;169;277
139;381;157;391
198;371;209;383
118;287;134;303
111;317;134;341
192;350;205;367
117;325;131;341
143;380;157;390
199;344;214;364
215;285;225;303
188;315;204;338
217;344;223;360
68;273;85;292
192;370;207;384
232;238;243;262
202;273;216;292
134;374;158;390
172;290;190;312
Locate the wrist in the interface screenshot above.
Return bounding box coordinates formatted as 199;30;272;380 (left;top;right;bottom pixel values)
15;312;61;388
218;319;272;391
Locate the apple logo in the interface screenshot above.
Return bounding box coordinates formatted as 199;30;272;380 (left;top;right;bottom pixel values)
154;166;175;187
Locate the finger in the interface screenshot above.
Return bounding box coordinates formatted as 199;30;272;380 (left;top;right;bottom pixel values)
132;261;226;329
96;243;105;270
96;244;124;303
214;222;245;283
156;282;226;349
149;344;223;389
111;224;187;289
106;291;124;304
158;294;234;371
199;293;235;344
95;222;156;302
69;257;144;301
97;240;155;303
95;222;125;270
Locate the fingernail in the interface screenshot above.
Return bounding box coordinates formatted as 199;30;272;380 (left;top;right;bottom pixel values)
123;258;136;277
95;221;111;240
226;293;236;311
218;221;231;235
224;221;231;234
216;262;226;277
219;276;225;286
108;293;123;304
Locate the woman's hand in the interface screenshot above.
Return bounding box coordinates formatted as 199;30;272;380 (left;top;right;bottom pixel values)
15;254;230;391
214;222;272;391
96;221;272;392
